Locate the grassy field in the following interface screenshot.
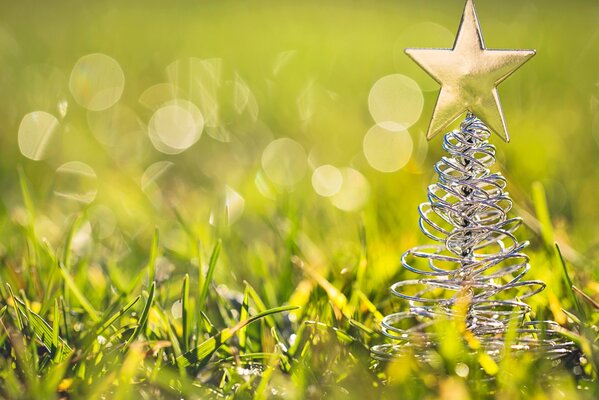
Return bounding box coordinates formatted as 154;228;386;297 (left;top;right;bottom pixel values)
1;0;599;398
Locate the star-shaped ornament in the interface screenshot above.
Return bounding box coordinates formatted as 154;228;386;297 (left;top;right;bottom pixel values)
406;0;535;142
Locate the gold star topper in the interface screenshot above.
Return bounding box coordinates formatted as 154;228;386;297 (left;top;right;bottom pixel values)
406;0;535;142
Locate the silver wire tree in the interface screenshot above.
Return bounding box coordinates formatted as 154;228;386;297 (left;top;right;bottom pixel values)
371;114;572;361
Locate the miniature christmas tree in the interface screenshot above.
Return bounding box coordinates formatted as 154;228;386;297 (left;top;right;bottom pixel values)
372;0;574;361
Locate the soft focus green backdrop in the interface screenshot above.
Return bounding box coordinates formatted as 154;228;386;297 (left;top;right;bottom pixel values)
2;0;598;273
1;0;599;398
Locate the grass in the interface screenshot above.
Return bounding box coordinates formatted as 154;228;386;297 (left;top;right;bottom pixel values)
0;171;598;399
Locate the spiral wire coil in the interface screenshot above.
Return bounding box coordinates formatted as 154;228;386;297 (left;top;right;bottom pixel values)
371;114;575;362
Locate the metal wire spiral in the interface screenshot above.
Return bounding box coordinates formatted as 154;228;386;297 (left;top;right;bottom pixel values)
371;113;575;362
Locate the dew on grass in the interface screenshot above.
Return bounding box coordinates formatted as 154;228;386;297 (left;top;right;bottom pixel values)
330;168;369;211
312;165;343;197
363;124;413;173
455;362;469;378
69;53;125;111
261;138;307;186
54;161;98;204
155;257;175;282
368;74;423;130
148;100;204;154
171;300;182;319
87;104;143;147
18;111;59;160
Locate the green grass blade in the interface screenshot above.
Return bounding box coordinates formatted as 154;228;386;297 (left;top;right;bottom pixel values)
62;213;84;267
10;290;72;361
125;282;156;348
147;228;159;283
57;262;100;322
198;240;221;316
244;281;277;328
52;299;59;352
181;274;190;352
176;305;298;368
199;311;217;336
96;296;140;336
238;284;250;351
555;243;584;318
6;285;24;331
572;286;599;311
304;321;357;344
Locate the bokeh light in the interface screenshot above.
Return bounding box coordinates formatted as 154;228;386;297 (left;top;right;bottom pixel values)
17;111;59;160
166;58;220;128
53;161;98;204
210;185;245;227
69;53;125;111
87;104;143;147
330;168;370;212
141;161;174;206
261;138;308;187
311;165;343;197
363;124;414;173
88;205;117;239
148;100;204;154
225;186;245;225
368;74;423;130
139;83;178;111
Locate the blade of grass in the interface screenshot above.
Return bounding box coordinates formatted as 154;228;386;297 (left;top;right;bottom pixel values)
572;286;599;311
555;243;584;318
58;297;70;343
9;288;72;361
244;281;278;328
62;213;84;268
52;299;59;353
6;285;24;331
57;262;100;322
198;240;221;316
125;282;155;349
181;274;190;352
238;284;250;351
96;296;140;336
176;305;298;368
304;321;357;344
200;311;217;336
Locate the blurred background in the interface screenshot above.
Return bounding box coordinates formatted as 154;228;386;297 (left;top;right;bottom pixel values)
1;0;599;294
